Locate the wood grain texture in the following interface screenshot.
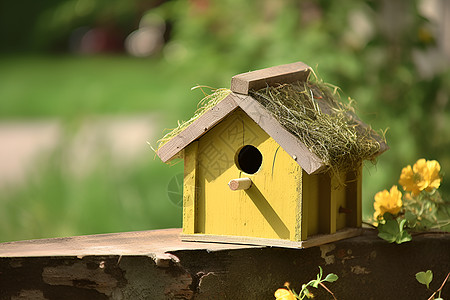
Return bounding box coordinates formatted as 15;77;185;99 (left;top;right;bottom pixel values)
156;93;239;163
181;227;363;249
183;142;198;234
300;227;363;248
230;62;311;95
345;167;362;227
317;173;332;234
302;171;337;237
234;94;326;174
0;228;260;258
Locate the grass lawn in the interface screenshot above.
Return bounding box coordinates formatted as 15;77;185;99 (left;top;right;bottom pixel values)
0;55;208;241
0;55;234;121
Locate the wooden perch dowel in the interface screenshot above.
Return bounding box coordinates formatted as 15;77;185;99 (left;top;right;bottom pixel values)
228;178;252;191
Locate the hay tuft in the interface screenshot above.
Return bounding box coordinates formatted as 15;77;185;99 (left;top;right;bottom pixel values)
157;88;232;148
249;80;382;178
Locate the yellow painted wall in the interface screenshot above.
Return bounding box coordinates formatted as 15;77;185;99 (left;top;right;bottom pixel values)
332;172;347;233
182;142;198;234
345;168;362;227
185;109;303;241
302;173;318;237
302;171;333;237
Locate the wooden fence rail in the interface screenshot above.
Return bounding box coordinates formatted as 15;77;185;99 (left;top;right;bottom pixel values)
0;228;449;299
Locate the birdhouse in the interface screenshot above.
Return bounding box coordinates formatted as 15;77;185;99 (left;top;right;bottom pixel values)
156;62;388;248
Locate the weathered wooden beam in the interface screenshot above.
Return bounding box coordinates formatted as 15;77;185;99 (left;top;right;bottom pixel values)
0;228;257;257
0;229;449;299
231;62;311;95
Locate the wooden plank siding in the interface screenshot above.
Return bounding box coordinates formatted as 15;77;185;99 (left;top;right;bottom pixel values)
182;142;198;235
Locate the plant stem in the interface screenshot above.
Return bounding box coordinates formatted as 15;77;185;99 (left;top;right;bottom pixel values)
319;282;337;300
427;272;450;300
362;221;377;229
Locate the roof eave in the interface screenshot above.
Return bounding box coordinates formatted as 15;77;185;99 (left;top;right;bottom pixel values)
156;93;239;163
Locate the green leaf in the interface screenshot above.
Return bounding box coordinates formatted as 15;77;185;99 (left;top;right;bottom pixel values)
378;232;396;243
324;273;338;283
377;219;400;243
378;218;412;244
395;219;412;244
396;229;412;244
399;219;407;230
416;270;433;289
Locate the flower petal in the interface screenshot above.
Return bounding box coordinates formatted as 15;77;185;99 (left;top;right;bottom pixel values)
274;288;296;300
373;186;403;219
413;159;430;191
399;165;421;195
425;160;441;191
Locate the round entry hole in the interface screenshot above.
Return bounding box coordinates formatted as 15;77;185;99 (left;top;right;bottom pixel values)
236;145;262;174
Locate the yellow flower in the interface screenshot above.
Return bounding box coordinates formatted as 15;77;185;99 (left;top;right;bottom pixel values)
274;288;296;300
374;185;403;220
399;165;421;195
425;160;441;192
398;159;441;195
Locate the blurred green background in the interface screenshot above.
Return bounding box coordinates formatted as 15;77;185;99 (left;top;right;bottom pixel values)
0;0;449;242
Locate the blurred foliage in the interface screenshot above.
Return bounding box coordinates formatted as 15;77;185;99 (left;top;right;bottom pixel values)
0;0;144;52
0;0;449;240
0;126;183;242
0;56;199;119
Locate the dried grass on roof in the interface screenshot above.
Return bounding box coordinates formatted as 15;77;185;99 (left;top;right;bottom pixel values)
157;88;231;149
157;78;383;180
249;80;382;177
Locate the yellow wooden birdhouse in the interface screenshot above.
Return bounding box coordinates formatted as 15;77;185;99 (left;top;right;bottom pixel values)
156;62;388;248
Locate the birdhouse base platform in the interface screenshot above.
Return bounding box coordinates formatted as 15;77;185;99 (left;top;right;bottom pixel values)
181;227;363;249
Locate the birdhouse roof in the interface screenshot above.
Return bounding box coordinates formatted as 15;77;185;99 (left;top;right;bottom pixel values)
156;62;388;175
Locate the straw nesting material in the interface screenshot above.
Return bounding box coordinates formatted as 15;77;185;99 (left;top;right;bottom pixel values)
249;80;382;176
157;88;231;149
157;80;383;180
